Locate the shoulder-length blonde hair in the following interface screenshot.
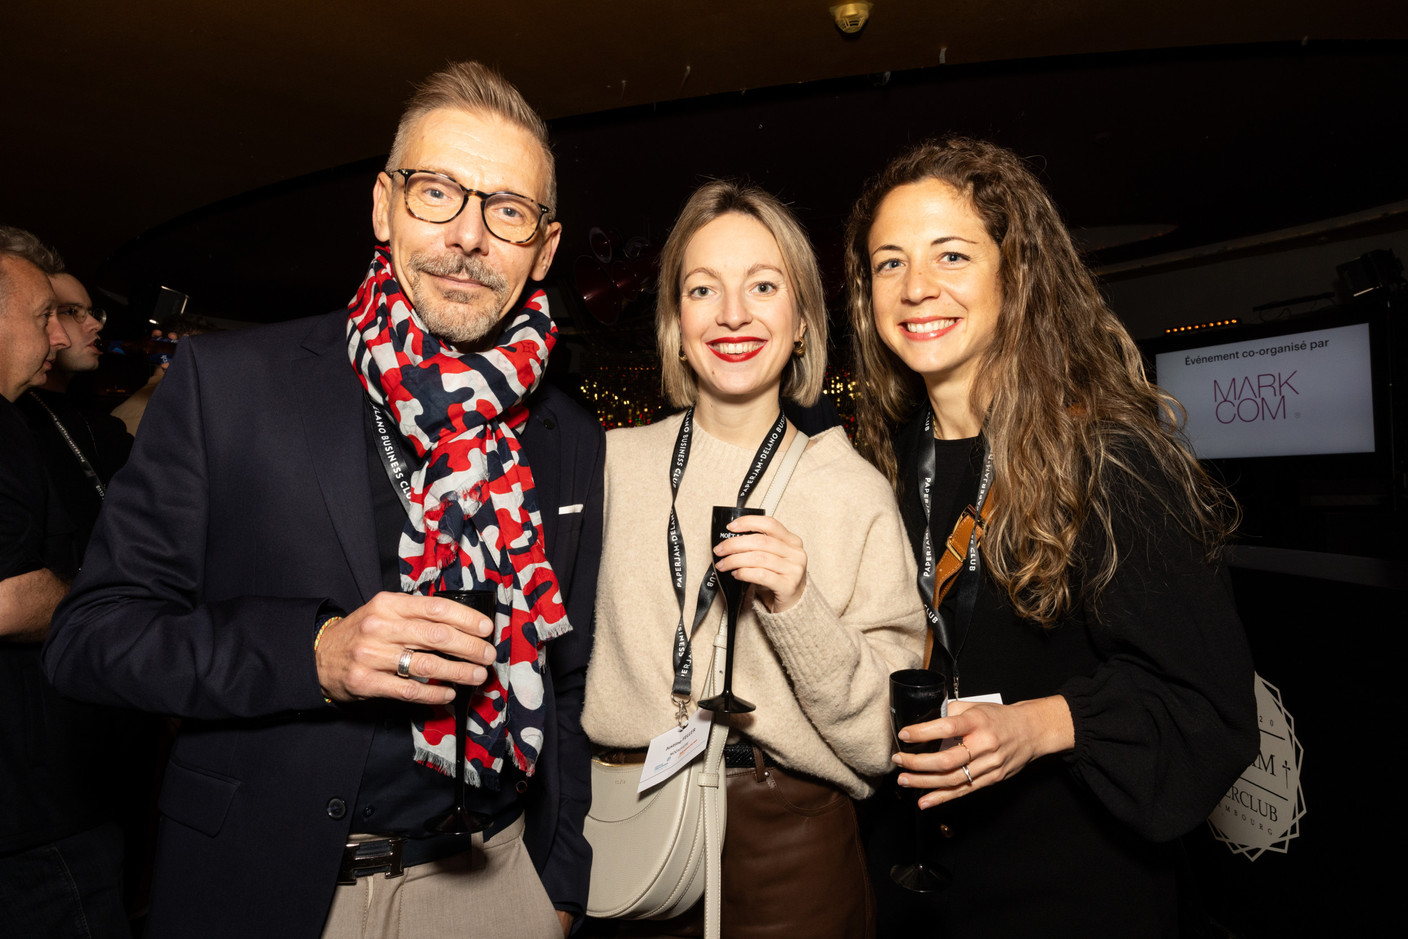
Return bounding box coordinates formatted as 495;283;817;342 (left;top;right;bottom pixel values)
845;137;1236;625
656;180;827;408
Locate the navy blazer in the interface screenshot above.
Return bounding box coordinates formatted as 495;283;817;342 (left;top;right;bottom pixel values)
43;311;604;937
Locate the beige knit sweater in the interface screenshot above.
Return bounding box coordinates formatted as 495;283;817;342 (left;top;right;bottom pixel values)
582;413;926;798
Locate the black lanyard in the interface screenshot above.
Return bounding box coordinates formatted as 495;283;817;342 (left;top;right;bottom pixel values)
365;398;417;517
914;410;993;696
27;392;105;500
666;408;786;716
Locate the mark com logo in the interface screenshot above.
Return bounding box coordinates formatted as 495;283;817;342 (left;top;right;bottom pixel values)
1211;371;1299;424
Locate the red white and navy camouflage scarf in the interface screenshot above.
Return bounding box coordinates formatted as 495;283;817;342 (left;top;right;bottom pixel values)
346;245;571;789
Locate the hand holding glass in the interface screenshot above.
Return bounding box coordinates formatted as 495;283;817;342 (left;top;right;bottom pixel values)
698;506;764;714
889;668;952;892
423;589;496;835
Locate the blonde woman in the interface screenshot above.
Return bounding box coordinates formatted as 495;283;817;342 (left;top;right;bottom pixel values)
583;181;925;938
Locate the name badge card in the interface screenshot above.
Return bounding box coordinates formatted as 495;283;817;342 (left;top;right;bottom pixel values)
639;708;712;793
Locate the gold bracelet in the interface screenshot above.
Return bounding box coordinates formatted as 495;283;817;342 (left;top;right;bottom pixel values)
313;615;342;650
313;615;343;704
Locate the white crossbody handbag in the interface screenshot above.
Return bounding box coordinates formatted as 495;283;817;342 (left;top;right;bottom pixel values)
583;430;808;938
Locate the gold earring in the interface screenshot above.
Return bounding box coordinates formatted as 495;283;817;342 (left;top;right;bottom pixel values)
793;336;806;357
679;350;689;362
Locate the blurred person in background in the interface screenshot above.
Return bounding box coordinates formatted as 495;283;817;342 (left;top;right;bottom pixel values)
0;246;132;938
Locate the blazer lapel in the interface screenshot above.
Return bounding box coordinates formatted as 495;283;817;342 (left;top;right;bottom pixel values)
293;316;381;603
519;400;562;570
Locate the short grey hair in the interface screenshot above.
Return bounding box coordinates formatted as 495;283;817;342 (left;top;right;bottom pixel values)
387;61;557;217
0;226;64;275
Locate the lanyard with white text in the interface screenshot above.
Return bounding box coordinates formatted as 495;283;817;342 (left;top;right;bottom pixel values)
365;398;417;517
915;410;994;696
666;407;787;721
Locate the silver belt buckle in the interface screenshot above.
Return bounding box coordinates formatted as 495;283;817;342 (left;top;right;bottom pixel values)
336;836;407;885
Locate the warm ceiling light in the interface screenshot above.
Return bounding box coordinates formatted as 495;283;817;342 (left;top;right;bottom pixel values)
1164;318;1239;334
831;2;873;34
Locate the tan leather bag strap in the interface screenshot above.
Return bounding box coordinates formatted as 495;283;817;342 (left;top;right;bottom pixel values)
922;487;996;669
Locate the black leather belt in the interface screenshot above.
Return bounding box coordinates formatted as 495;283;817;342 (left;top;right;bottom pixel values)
336;833;473;884
595;743;779;771
722;742;779;770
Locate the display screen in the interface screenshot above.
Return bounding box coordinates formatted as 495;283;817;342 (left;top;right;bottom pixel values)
1154;322;1375;459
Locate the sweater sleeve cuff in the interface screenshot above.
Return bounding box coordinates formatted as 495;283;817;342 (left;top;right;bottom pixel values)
1058;671;1111;768
1057;678;1093;767
752;579;846;686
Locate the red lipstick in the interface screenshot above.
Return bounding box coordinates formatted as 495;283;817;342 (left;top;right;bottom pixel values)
706;337;766;362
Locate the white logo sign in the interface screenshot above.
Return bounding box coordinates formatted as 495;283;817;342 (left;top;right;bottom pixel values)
1208;674;1305;860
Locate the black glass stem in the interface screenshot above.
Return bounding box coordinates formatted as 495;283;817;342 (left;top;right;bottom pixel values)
889;668;953;893
423;589;496;835
698;506;763;714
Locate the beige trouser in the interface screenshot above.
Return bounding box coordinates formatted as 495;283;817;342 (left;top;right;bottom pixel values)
321;813;562;939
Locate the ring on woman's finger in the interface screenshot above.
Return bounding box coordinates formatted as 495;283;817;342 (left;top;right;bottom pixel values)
961;763;973;784
396;649;414;679
958;740;973;763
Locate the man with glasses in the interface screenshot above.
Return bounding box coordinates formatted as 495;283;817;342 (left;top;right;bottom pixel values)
48;276;108;383
15;253;135;552
44;62;602;938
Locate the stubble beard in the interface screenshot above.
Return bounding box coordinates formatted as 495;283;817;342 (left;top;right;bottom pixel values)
57;340;101;374
407;252;513;347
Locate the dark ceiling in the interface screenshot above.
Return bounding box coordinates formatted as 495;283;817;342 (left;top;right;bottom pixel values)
5;2;1407;334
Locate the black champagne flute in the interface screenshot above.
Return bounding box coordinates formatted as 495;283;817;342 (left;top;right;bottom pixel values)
889;668;953;892
698;506;763;714
423;589;496;835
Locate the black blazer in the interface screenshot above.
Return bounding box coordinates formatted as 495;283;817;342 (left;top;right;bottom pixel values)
43;311;604;937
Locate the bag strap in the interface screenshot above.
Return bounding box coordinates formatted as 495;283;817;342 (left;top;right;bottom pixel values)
922;485;996;669
700;427;806;939
758;429;807;515
699;614;730;939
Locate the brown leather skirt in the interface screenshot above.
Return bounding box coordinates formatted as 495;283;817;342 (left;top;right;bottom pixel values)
591;748;875;939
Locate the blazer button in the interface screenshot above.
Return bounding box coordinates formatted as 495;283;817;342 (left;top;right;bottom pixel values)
515;779;529;794
542;417;556;430
938;823;954;839
326;798;347;820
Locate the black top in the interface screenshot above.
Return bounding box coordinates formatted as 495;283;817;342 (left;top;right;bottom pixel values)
0;397;118;852
927;435;985;674
869;413;1259;938
16;388;132;556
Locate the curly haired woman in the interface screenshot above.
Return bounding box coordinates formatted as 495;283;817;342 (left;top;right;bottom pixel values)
846;138;1258;937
